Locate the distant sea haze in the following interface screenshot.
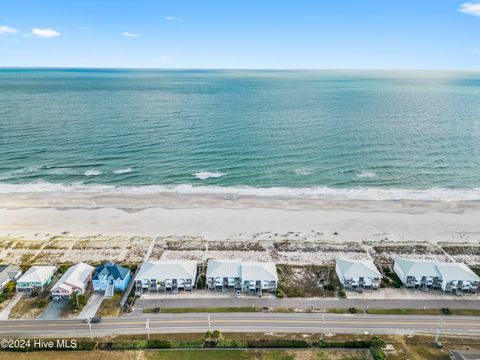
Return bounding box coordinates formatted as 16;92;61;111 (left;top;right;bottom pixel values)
0;69;479;201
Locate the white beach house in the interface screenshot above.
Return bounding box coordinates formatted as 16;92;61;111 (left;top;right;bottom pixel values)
16;266;56;292
393;258;479;293
436;262;479;293
206;259;278;294
335;258;382;290
0;265;22;291
241;262;278;294
206;259;242;291
135;260;197;294
51;262;94;300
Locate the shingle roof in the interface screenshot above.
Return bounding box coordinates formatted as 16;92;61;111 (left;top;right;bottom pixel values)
17;266;56;284
206;259;242;279
93;262;130;281
0;265;21;284
135;261;197;281
336;258;381;279
51;262;94;292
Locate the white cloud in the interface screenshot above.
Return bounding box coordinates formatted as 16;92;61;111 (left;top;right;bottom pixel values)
122;31;141;37
165;16;183;22
0;25;18;35
31;28;60;38
458;2;480;16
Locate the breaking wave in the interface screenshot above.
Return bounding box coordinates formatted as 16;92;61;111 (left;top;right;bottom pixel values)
114;168;134;174
84;169;102;176
193;171;227;180
0;181;479;201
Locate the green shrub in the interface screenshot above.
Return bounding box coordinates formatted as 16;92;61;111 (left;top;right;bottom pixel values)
370;347;387;360
324;284;335;291
37;299;47;308
276;289;285;298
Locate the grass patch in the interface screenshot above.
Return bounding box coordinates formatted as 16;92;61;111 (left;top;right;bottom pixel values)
328;308;365;314
9;291;50;319
366;308;480;316
144;307;261;314
277;264;340;298
96;292;123;317
0;349;371;360
61;287;92;318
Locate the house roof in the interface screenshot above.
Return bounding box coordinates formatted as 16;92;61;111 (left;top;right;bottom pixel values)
241;262;278;282
135;261;197;281
17;266;56;284
93;262;130;281
336;258;381;279
394;258;441;278
436;263;480;283
206;259;242;279
51;262;94;292
0;265;21;284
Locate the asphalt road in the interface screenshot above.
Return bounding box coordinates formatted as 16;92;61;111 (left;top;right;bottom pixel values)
135;297;480;310
0;313;478;338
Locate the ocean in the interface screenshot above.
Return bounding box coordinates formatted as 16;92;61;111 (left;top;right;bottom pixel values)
1;69;479;201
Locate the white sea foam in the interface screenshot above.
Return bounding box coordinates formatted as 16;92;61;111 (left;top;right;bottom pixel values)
84;169;102;176
294;168;311;176
193;171;227;180
0;181;479;202
114;168;134;174
357;171;376;178
0;165;42;181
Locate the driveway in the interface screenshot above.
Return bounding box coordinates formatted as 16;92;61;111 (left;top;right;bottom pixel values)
0;292;24;320
37;298;68;320
78;292;104;319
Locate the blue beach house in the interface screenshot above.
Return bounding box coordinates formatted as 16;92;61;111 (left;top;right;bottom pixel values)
92;262;131;297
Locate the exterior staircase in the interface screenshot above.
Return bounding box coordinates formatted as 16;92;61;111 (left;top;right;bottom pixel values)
104;283;114;298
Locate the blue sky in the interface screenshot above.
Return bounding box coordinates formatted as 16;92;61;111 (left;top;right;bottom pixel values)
0;0;479;69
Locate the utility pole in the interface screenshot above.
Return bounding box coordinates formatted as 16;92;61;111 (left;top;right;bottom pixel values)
207;313;211;332
321;295;326;340
87;319;93;341
435;317;443;344
146;318;150;340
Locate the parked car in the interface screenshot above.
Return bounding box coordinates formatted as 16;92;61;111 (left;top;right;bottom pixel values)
235;290;241;298
84;316;102;324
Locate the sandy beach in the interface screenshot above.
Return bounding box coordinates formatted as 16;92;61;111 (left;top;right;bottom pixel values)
1;193;479;244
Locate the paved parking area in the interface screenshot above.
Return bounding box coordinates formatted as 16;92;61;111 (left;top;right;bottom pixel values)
78;292;104;319
37;298;68;320
0;293;24;320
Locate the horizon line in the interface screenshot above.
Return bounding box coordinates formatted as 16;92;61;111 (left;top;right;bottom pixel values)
0;66;479;72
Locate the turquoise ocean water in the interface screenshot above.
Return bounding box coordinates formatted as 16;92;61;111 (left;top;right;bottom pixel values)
0;69;479;200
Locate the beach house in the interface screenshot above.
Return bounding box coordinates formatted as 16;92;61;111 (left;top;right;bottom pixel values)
335;258;382;290
393;258;442;289
393;258;479;293
92;262;131;297
206;259;242;292
16;266;56;292
241;262;278;294
135;260;197;294
0;265;22;291
51;262;94;300
206;259;278;294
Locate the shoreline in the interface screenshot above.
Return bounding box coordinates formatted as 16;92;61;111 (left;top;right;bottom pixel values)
1;193;479;244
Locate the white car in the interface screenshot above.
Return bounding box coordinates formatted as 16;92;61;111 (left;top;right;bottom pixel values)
235;290;241;298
